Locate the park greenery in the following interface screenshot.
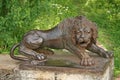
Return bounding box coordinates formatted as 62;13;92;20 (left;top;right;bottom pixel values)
0;0;120;77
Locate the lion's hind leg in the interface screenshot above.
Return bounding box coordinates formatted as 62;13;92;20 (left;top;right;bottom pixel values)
19;31;48;61
35;48;54;56
19;45;47;61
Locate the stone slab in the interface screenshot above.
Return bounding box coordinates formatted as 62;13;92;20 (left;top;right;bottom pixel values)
0;51;114;80
0;54;19;80
18;51;114;80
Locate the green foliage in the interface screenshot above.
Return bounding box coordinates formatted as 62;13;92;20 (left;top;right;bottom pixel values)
0;0;120;77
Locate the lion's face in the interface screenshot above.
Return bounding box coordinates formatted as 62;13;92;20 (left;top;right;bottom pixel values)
58;16;98;47
75;26;92;47
72;16;98;47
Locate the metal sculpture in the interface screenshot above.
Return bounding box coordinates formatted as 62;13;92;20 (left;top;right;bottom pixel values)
10;16;113;66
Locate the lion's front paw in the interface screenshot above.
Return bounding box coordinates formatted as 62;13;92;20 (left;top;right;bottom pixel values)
80;58;95;66
36;53;47;60
104;51;113;58
108;51;114;57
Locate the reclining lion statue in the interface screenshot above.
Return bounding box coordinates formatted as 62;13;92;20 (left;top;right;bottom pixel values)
10;16;113;66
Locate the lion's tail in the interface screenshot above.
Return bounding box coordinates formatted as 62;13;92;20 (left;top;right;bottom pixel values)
10;43;29;61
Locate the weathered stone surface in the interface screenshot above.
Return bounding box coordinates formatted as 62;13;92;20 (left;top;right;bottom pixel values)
0;51;114;80
0;54;19;80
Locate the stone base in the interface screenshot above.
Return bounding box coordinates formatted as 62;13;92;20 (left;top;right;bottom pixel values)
0;51;114;80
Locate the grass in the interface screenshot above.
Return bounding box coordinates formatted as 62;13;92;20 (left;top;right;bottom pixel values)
98;23;120;77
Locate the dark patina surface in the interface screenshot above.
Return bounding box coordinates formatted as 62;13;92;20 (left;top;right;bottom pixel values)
10;16;113;66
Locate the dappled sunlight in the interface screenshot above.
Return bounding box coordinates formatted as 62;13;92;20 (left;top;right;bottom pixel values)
32;15;60;30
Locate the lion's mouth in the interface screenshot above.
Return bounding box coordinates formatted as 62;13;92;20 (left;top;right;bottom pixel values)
79;40;90;47
80;41;85;44
80;41;87;45
78;38;90;47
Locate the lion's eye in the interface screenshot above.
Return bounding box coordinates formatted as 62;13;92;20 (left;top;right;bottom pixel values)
77;31;80;33
84;27;91;33
87;31;90;33
85;30;90;33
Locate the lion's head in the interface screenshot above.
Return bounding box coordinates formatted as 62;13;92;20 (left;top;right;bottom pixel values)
73;16;98;47
58;16;98;48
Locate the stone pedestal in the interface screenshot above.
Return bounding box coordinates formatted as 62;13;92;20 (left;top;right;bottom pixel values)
0;51;114;80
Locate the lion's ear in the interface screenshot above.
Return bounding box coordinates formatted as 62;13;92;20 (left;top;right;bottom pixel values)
75;15;85;20
91;23;98;44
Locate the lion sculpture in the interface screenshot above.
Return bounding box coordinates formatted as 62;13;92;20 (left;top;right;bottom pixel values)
10;16;113;66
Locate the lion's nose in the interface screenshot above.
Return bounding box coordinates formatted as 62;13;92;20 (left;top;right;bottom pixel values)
81;32;85;38
79;38;84;42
